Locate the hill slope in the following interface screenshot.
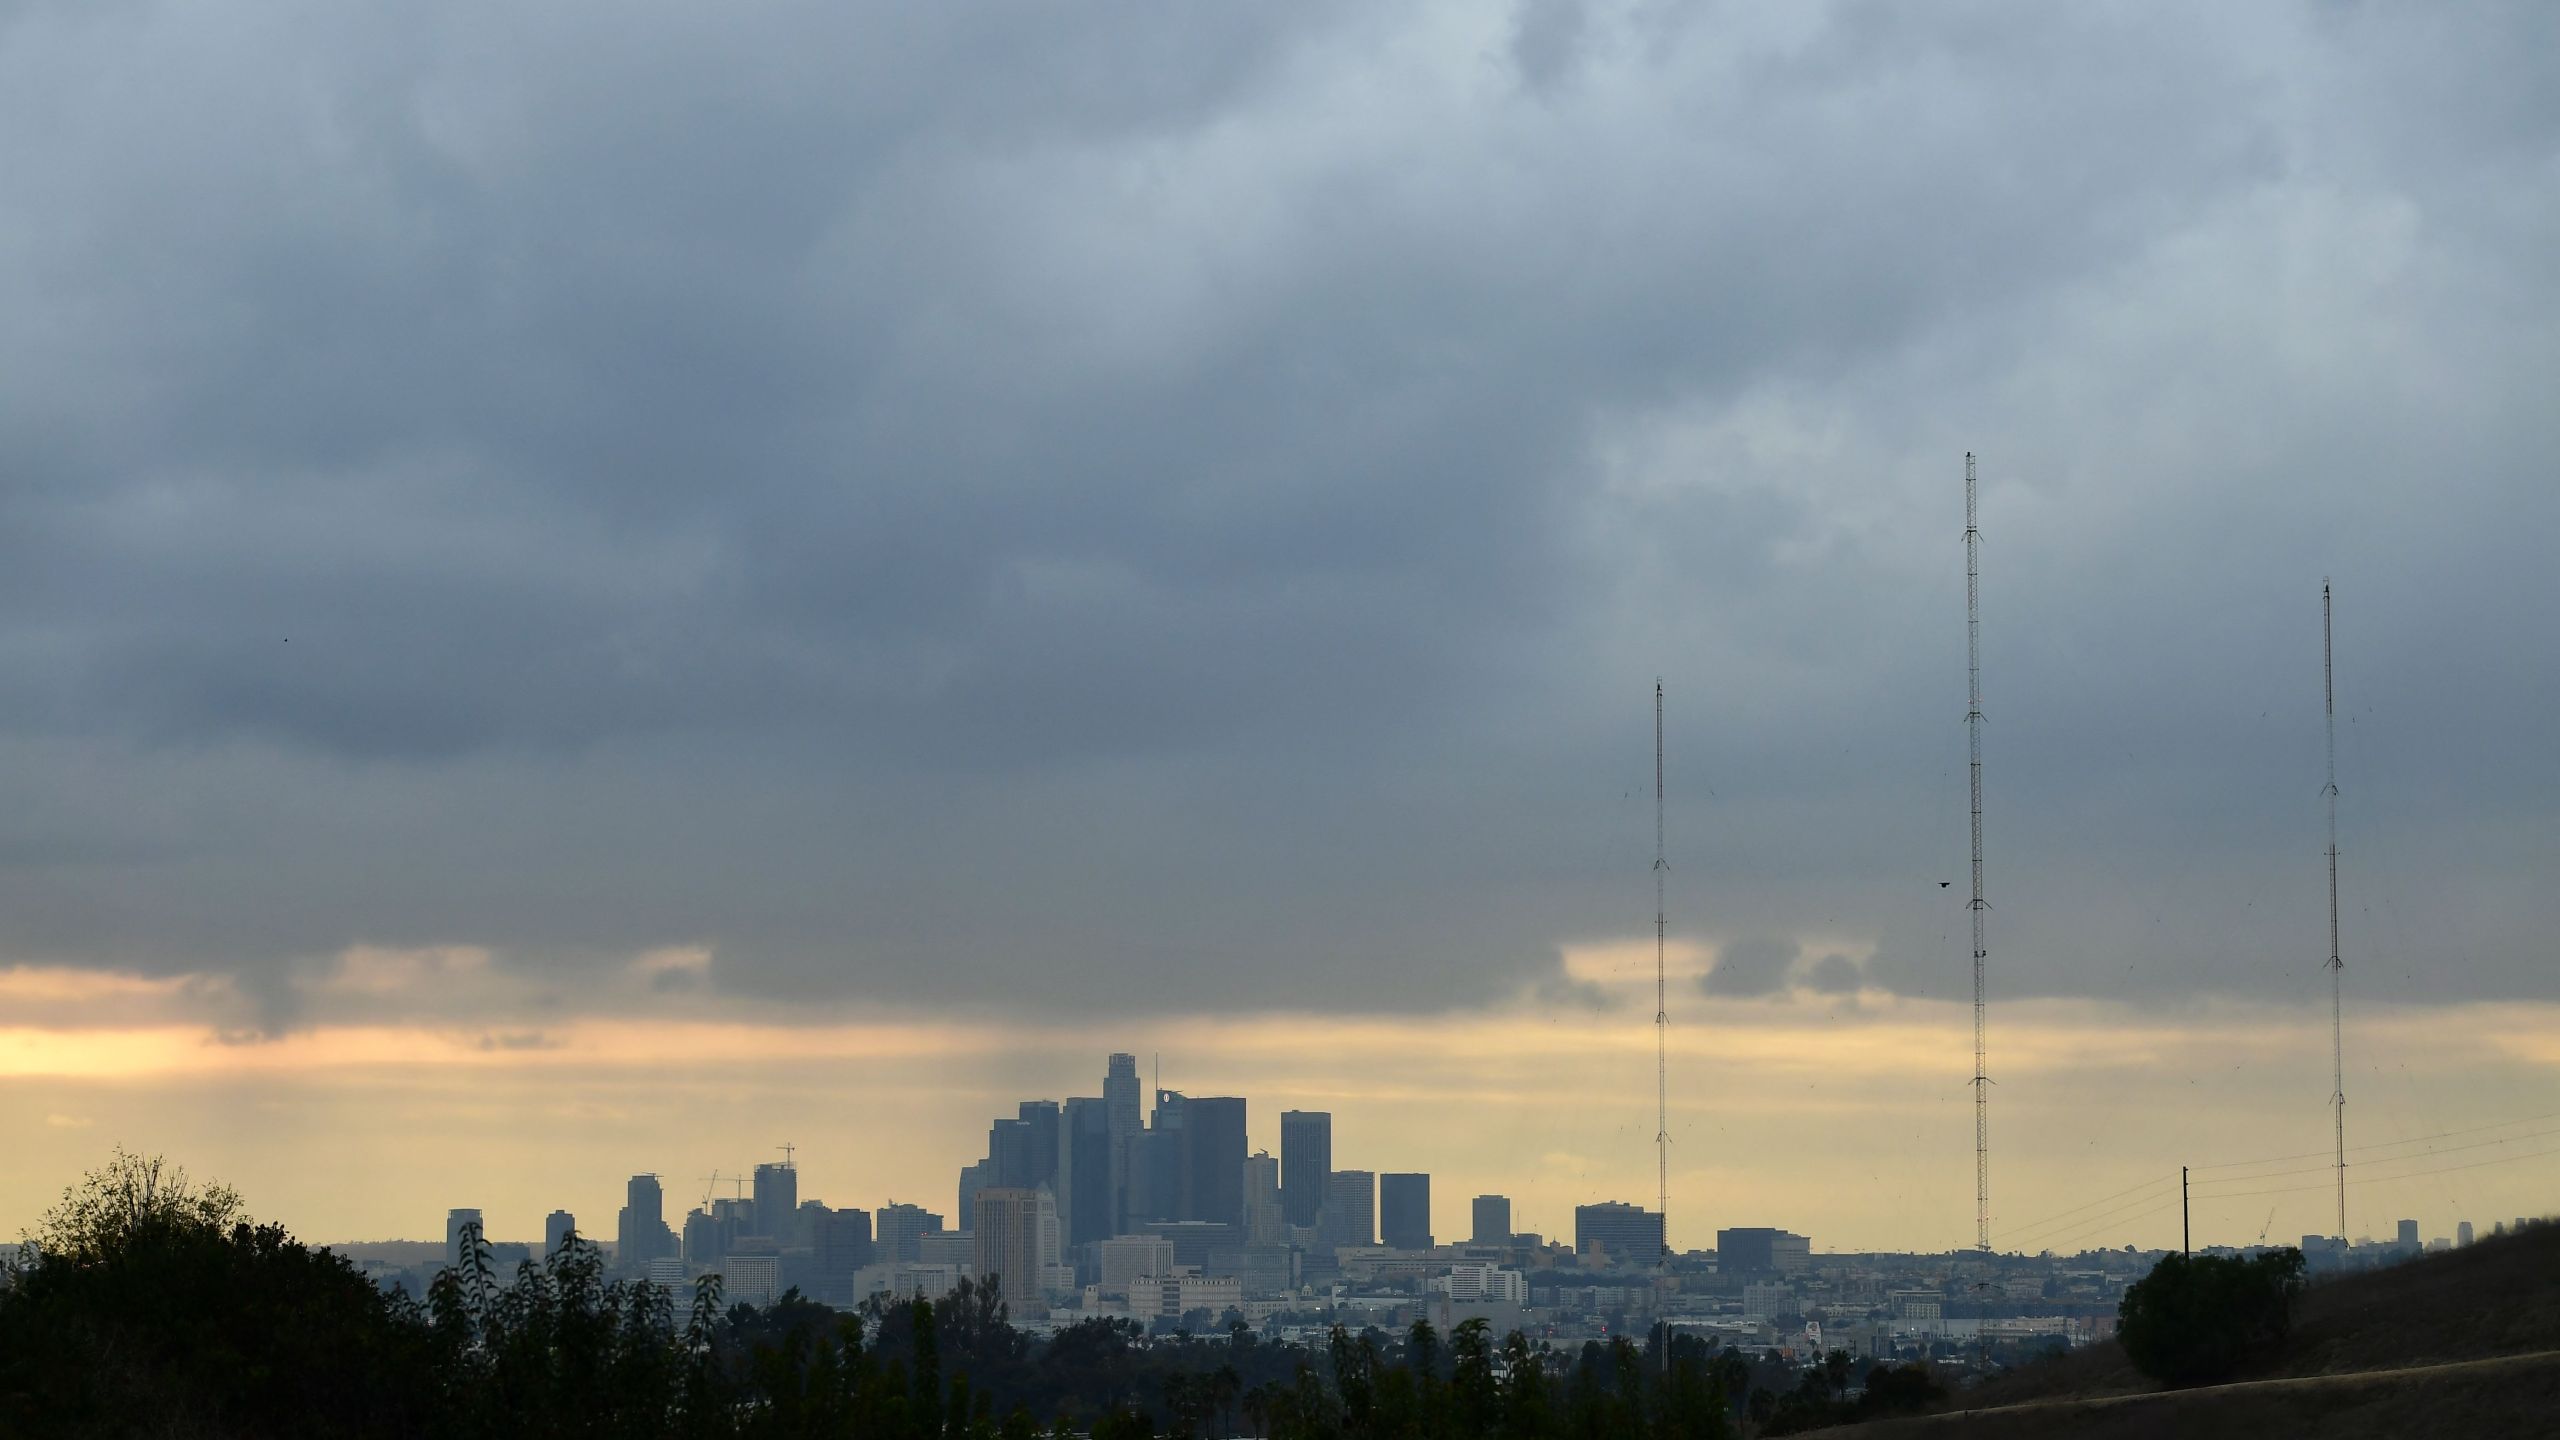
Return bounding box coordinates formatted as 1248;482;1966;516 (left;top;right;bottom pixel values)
1823;1220;2560;1439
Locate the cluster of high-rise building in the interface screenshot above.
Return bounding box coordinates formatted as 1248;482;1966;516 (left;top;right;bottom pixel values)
437;1051;1674;1323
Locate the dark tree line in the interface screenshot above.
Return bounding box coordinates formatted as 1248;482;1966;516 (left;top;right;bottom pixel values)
2;1153;1943;1438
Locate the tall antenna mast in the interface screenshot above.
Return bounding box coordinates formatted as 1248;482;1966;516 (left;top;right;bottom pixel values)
2324;582;2346;1239
1654;680;1669;1267
1965;453;1991;1253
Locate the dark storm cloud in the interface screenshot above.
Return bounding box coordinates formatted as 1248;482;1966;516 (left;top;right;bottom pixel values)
0;1;2555;1027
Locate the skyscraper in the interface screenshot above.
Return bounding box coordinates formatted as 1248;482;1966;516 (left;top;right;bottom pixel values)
1281;1110;1332;1229
875;1203;943;1263
1060;1097;1115;1250
448;1199;481;1265
1186;1097;1248;1228
752;1160;797;1241
813;1206;873;1305
1575;1202;1665;1268
1015;1100;1061;1193
544;1209;577;1256
973;1187;1050;1311
1321;1170;1375;1249
618;1174;674;1273
1242;1152;1285;1247
1380;1173;1432;1250
1471;1195;1512;1246
1105;1054;1142;1232
957;1158;994;1227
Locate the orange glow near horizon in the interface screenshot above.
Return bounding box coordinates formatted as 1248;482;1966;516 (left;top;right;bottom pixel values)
7;973;2558;1256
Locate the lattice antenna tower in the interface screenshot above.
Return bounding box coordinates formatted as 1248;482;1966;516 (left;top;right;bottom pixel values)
2324;582;2347;1239
1965;453;1992;1253
1654;680;1669;1283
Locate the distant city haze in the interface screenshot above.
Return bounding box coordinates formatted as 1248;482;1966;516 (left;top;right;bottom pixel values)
2;2;2557;1254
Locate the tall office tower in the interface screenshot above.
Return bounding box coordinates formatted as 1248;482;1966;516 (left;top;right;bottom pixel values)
1574;1202;1665;1269
875;1203;943;1263
2396;1219;2419;1252
1380;1174;1432;1250
791;1199;830;1250
1016;1100;1061;1193
1131;1088;1190;1226
813;1206;874;1305
544;1209;577;1256
987;1117;1030;1187
1242;1152;1286;1247
2457;1220;2475;1247
1059;1097;1115;1250
618;1174;672;1273
1128;1129;1182;1227
958;1158;998;1228
1472;1195;1513;1247
751;1160;797;1241
694;1197;753;1267
445;1199;483;1265
1280;1111;1333;1229
1186;1097;1249;1227
973;1188;1048;1310
1105;1054;1143;1230
1320;1170;1376;1249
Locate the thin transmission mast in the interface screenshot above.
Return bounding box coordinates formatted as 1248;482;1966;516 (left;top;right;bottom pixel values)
1654;681;1670;1282
1965;454;1991;1253
2324;583;2346;1238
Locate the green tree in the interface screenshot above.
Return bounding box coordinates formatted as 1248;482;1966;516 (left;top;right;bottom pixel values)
2117;1248;2307;1386
0;1151;435;1438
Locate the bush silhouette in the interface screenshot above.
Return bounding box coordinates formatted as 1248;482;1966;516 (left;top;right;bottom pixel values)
2117;1248;2306;1386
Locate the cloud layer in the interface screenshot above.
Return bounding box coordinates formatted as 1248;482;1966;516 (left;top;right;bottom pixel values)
0;0;2554;1037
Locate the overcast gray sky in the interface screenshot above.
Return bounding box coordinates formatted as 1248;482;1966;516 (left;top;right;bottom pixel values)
2;0;2554;1040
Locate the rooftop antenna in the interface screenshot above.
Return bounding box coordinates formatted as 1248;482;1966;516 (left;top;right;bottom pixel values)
779;1142;796;1171
1965;453;1992;1253
2324;581;2347;1239
1654;680;1670;1290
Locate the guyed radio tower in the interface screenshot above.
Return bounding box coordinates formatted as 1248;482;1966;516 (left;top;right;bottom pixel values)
2324;582;2347;1239
1654;680;1670;1280
1965;454;1992;1253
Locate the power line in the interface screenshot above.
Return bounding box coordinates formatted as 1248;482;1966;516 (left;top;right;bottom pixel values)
2007;1184;2182;1251
2042;1199;2180;1255
2191;1142;2560;1203
2190;1125;2560;1191
2001;1174;2177;1244
2191;1109;2560;1172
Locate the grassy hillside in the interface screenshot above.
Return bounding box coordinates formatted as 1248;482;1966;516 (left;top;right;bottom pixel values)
1820;1219;2560;1438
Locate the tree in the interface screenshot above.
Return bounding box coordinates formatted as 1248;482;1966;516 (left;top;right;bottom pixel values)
2118;1248;2307;1386
1;1152;435;1438
16;1146;243;1264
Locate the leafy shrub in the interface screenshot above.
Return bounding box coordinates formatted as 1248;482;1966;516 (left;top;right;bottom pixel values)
2117;1248;2307;1386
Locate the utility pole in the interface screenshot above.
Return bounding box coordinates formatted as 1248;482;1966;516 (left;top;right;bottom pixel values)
2182;1167;2190;1258
2324;583;2347;1241
1965;453;1992;1253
